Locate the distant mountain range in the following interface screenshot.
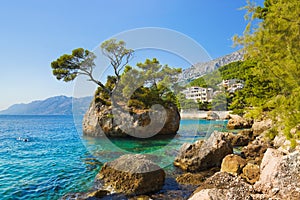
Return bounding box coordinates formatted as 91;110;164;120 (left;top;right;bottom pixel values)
177;50;244;82
0;96;92;115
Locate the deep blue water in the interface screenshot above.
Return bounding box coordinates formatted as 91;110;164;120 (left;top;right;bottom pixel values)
0;115;228;200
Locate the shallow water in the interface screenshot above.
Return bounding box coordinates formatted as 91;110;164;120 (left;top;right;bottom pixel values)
0;115;228;200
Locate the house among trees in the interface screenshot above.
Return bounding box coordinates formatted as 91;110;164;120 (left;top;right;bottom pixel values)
217;79;244;93
182;86;213;102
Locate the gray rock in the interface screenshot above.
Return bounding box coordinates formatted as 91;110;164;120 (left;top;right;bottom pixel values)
83;100;180;137
227;115;253;129
189;172;253;200
96;154;165;195
242;135;271;164
254;148;300;199
206;111;220;120
174;131;233;172
252;119;272;136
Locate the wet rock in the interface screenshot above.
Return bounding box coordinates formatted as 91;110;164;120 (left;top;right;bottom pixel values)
176;168;219;185
226;115;253;129
221;154;247;175
96;154;165;195
86;190;110;198
241;163;260;184
174;131;233;172
206;111;220;120
189;172;253;200
129;195;151;200
254;148;300;199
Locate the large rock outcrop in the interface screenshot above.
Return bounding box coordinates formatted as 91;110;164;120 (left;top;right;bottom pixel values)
242;135;271;164
221;154;247;176
251;119;272;136
227;115;253;129
83;100;180;137
96;154;165;195
174;131;233;172
254;148;300;199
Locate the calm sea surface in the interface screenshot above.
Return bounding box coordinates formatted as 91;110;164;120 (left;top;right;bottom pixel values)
0;115;228;200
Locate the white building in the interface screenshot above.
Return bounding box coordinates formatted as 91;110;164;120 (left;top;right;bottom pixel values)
182;86;213;102
227;82;244;93
221;79;242;88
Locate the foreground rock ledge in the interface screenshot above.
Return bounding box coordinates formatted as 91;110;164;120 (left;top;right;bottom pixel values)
83;100;180;137
174;131;233;172
96;154;165;195
254;148;300;199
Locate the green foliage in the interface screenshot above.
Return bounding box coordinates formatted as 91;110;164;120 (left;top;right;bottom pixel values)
51;39;133;94
101;39;133;80
189;70;222;90
265;127;278;140
51;48;96;82
115;58;182;109
235;0;300;144
211;93;228;111
51;40;182;112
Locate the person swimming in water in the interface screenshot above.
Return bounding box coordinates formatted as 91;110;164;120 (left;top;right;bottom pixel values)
17;137;29;142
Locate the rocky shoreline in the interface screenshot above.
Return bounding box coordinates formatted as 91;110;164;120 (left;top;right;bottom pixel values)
63;115;300;200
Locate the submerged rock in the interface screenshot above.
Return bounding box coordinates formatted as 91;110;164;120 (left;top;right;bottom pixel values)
174;131;233;172
96;154;165;195
83;100;180;137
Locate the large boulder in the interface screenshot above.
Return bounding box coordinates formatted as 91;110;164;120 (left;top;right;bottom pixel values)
96;154;165;195
227;115;253;129
224;132;250;147
174;131;233;172
176;168;219;186
254;148;300;199
241;163;260;184
83;100;180;137
241;135;271;164
221;154;247;176
251;119;272;136
189;172;253;200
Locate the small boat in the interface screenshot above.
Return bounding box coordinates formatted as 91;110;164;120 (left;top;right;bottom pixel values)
22;138;29;142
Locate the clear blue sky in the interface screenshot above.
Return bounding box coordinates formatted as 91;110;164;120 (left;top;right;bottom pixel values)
0;0;263;110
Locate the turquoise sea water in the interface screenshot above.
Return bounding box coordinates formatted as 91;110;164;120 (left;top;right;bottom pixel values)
0;115;228;200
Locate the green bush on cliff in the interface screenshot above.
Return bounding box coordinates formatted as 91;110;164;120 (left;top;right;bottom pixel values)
116;58;182;110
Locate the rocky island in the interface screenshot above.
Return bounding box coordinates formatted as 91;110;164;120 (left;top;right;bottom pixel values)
53;0;300;198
